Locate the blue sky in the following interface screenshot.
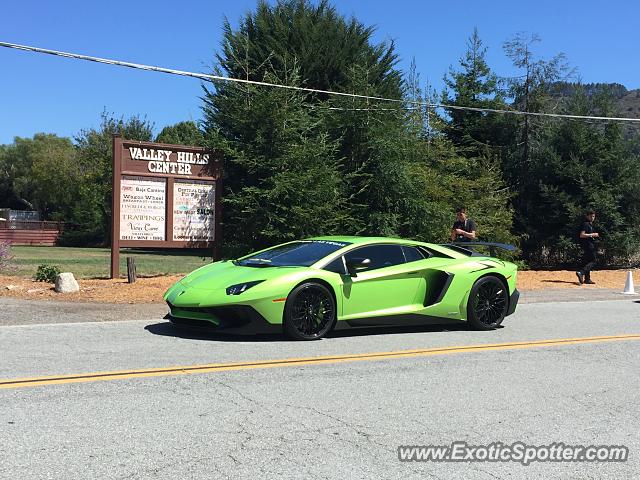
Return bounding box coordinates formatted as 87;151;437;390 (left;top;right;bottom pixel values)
1;0;637;144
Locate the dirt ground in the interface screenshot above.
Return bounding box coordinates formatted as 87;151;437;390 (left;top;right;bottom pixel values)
0;269;638;304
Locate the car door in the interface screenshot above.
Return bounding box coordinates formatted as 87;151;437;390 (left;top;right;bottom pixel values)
340;244;424;319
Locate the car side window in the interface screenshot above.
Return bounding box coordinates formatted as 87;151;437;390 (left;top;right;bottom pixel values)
344;245;406;272
402;245;426;263
323;256;347;275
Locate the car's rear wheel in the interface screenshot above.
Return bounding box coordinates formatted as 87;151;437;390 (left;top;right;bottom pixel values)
284;282;336;340
467;276;508;330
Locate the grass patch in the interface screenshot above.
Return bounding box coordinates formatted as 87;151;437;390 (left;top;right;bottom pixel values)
6;246;213;279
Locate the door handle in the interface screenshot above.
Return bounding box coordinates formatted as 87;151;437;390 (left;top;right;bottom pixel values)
408;271;421;275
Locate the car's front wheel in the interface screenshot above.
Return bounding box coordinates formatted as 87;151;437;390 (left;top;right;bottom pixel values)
284;282;336;340
467;276;508;330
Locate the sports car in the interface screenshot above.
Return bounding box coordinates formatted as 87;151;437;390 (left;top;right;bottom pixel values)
164;236;519;340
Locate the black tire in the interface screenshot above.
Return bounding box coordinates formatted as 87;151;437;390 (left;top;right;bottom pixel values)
283;282;336;340
466;276;508;330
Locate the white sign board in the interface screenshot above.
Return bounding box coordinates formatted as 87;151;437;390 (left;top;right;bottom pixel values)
119;176;166;241
173;180;216;242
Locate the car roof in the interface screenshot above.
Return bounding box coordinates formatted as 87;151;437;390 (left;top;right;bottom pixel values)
306;236;469;261
309;235;411;245
309;235;460;250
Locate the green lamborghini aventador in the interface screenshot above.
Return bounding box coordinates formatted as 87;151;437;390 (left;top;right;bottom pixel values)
164;236;519;340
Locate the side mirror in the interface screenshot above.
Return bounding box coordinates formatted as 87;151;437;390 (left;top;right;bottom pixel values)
346;258;371;277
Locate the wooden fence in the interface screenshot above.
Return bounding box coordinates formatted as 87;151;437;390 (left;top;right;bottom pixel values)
0;220;63;246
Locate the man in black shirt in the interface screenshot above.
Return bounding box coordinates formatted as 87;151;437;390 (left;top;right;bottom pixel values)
576;210;599;285
451;207;477;243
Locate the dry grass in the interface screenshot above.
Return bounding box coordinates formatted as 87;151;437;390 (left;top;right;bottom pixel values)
1;269;638;304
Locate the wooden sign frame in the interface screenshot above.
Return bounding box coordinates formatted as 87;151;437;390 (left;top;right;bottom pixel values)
110;135;222;278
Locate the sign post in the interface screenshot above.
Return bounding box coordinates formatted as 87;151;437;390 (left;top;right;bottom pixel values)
110;135;222;279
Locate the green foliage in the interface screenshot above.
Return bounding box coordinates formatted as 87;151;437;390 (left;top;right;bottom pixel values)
406;135;516;245
512;87;640;265
204;66;347;256
323;65;416;237
1;7;638;268
0;134;79;219
34;264;61;282
202;1;521;257
501;32;574;175
553;82;628;100
155;121;204;146
437;29;515;244
205;7;517;256
219;0;401;97
204;0;411;255
0;145;19;209
442;28;510;158
62;112;154;246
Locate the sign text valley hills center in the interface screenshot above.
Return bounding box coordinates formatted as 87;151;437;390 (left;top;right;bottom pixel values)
128;147;210;175
111;137;222;278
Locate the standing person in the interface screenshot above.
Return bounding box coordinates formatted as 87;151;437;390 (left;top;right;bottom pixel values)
450;207;477;243
576;210;599;285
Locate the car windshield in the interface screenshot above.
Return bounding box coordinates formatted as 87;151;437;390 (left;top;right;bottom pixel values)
236;240;351;267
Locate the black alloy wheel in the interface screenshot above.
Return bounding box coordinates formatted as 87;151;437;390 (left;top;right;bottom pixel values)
467;276;508;330
284;282;336;340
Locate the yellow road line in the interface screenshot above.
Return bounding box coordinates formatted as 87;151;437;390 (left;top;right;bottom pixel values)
2;334;639;390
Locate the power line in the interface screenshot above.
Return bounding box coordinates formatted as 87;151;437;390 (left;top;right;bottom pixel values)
2;41;640;124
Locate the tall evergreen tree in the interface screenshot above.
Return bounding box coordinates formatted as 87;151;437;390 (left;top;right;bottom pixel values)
203;0;414;253
516;87;640;265
502;33;572;173
218;0;401;97
203;66;346;255
436;29;515;245
323;64;421;237
442;28;509;157
203;1;515;254
502;33;574;253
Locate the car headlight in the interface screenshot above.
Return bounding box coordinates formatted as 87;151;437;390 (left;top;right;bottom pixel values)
226;280;265;295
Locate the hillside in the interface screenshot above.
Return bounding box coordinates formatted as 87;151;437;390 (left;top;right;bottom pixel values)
551;82;640;118
618;88;640;118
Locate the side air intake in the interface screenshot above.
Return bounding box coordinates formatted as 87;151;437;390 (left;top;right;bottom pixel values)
424;271;454;307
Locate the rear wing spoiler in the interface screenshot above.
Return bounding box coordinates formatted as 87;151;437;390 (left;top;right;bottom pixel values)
440;242;517;257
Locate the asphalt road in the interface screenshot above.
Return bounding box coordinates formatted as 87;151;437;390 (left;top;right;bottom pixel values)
1;295;640;479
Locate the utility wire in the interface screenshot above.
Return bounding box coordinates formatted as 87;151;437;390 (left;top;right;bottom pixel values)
2;41;640;123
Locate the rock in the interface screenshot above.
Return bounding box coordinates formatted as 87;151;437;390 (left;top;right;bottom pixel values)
54;272;80;293
6;285;16;290
27;288;45;294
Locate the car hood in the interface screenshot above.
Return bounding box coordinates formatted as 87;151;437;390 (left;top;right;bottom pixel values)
179;260;305;290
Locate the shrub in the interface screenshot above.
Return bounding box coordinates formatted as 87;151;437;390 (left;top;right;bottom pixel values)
34;264;62;283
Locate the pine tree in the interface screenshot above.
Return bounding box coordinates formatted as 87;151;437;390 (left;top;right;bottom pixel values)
442;28;509;158
502;33;575;259
515;86;640;265
203;66;346;255
218;0;401;98
434;29;515;245
203;0;410;252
